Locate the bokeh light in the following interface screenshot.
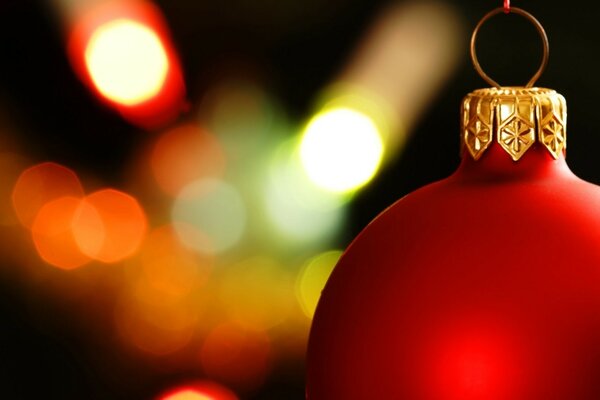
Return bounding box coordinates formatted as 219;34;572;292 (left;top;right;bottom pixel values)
299;107;385;193
315;86;394;152
4;0;467;397
296;250;342;319
163;390;213;400
72;189;147;263
139;225;212;300
85;19;168;106
159;381;239;400
151;123;226;197
71;199;105;260
172;179;246;255
219;257;295;330
12;162;84;228
31;196;90;270
200;322;272;391
265;138;346;244
67;0;186;128
338;1;463;135
201;81;276;161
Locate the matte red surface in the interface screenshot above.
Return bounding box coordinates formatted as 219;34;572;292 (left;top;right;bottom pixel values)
307;142;600;399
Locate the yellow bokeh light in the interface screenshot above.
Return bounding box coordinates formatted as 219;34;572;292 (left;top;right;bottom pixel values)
296;250;343;318
85;19;169;105
299;107;384;193
219;257;294;330
159;382;239;400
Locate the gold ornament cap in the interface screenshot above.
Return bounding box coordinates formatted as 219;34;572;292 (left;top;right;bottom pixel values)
463;6;566;161
461;87;566;161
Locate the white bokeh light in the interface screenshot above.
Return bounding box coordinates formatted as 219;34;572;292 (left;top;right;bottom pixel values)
299;107;384;193
85;19;169;105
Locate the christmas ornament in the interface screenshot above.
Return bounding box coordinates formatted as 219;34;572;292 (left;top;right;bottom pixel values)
307;5;600;399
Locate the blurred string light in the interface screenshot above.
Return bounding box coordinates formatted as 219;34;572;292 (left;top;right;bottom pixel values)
172;179;246;255
196;79;348;252
299;106;384;193
10;161;149;269
159;381;239;400
336;1;463;147
297;1;463;194
85;19;168;105
200;322;272;392
64;0;186;128
296;250;342;319
11;162;88;270
14;0;464;393
12;162;84;228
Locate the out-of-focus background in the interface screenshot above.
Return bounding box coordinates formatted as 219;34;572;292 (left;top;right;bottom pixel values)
0;0;598;398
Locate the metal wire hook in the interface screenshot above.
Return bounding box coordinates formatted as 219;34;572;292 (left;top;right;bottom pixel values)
470;7;549;88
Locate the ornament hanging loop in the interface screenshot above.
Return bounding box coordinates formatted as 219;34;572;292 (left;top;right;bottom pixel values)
470;7;549;88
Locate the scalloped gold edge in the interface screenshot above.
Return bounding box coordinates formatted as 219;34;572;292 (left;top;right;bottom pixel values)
461;87;567;161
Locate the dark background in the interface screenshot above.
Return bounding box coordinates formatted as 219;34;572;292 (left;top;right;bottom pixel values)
0;0;599;398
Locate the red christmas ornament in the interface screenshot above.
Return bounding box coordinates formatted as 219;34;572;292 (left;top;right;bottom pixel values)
307;7;600;399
